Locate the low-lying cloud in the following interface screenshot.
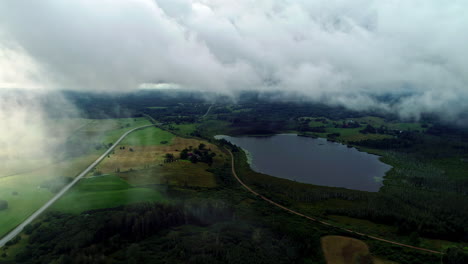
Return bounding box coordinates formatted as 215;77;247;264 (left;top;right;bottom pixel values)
1;0;468;119
0;90;76;176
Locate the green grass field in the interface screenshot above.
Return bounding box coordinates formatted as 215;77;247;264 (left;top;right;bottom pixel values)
0;118;153;238
322;127;393;142
119;160;217;188
98;118;152;144
170;123;198;137
121;127;174;146
68;117;152;145
353;116;428;131
303;116;427;142
0;153;101;237
51;175;165;214
0;180;52;238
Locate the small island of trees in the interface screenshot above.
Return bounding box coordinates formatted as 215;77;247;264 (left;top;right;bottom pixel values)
164;143;216;166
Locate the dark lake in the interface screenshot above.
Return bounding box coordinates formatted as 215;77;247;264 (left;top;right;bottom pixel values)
216;134;391;192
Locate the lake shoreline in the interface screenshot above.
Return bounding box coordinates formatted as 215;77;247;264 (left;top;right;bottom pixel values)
215;134;392;192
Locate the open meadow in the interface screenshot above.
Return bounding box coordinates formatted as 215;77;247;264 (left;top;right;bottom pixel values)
0;117;151;238
321;235;397;264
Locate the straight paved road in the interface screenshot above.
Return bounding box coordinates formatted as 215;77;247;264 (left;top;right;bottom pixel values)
0;124;155;247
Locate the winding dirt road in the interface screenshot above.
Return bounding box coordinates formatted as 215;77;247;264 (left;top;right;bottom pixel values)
202;104;213;118
225;149;443;255
0;125;155;247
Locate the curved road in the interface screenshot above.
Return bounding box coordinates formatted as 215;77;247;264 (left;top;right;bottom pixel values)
225;149;442;255
0;124;155;247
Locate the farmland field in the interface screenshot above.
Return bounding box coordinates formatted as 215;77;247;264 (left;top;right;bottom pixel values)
50;175;165;214
52;125;223;213
120;126;174;146
0;118;152;238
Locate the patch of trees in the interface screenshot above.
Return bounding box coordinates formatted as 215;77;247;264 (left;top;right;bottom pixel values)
179;144;216;165
370;240;443;264
351;131;423;150
297;122;326;133
335;120;360;128
443;247;468;264
326;133;340;140
359;124;418;136
209;162;236;186
164;153;175;163
296;118;325;133
360;124;378;134
351;138;413;149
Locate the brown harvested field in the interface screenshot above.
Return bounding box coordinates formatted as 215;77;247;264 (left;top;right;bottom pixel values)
322;236;370;264
94;137;225;188
321;236;398;264
372;258;398;264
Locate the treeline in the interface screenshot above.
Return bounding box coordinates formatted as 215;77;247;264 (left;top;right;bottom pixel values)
64;90;207;119
11;201;232;263
213;102;378;135
143;103;209;124
8;201;314;264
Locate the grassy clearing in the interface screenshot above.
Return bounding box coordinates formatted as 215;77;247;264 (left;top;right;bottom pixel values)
0;154;99;238
325;127;393;142
321;235;372;264
120;127;174;146
199;120;231;137
71;117;151;145
96;137;223;173
0;178;51;238
321;235;396;264
169;123;198;137
119;160;217;188
51;175;165;214
353;116;427;131
305;116;427;143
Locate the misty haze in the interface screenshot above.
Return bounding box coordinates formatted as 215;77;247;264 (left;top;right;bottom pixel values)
0;1;467;263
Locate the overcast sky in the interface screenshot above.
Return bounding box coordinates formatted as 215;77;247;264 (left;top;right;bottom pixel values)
1;0;468;119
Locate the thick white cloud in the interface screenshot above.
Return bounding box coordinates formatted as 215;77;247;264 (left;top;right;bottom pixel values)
1;0;468;118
